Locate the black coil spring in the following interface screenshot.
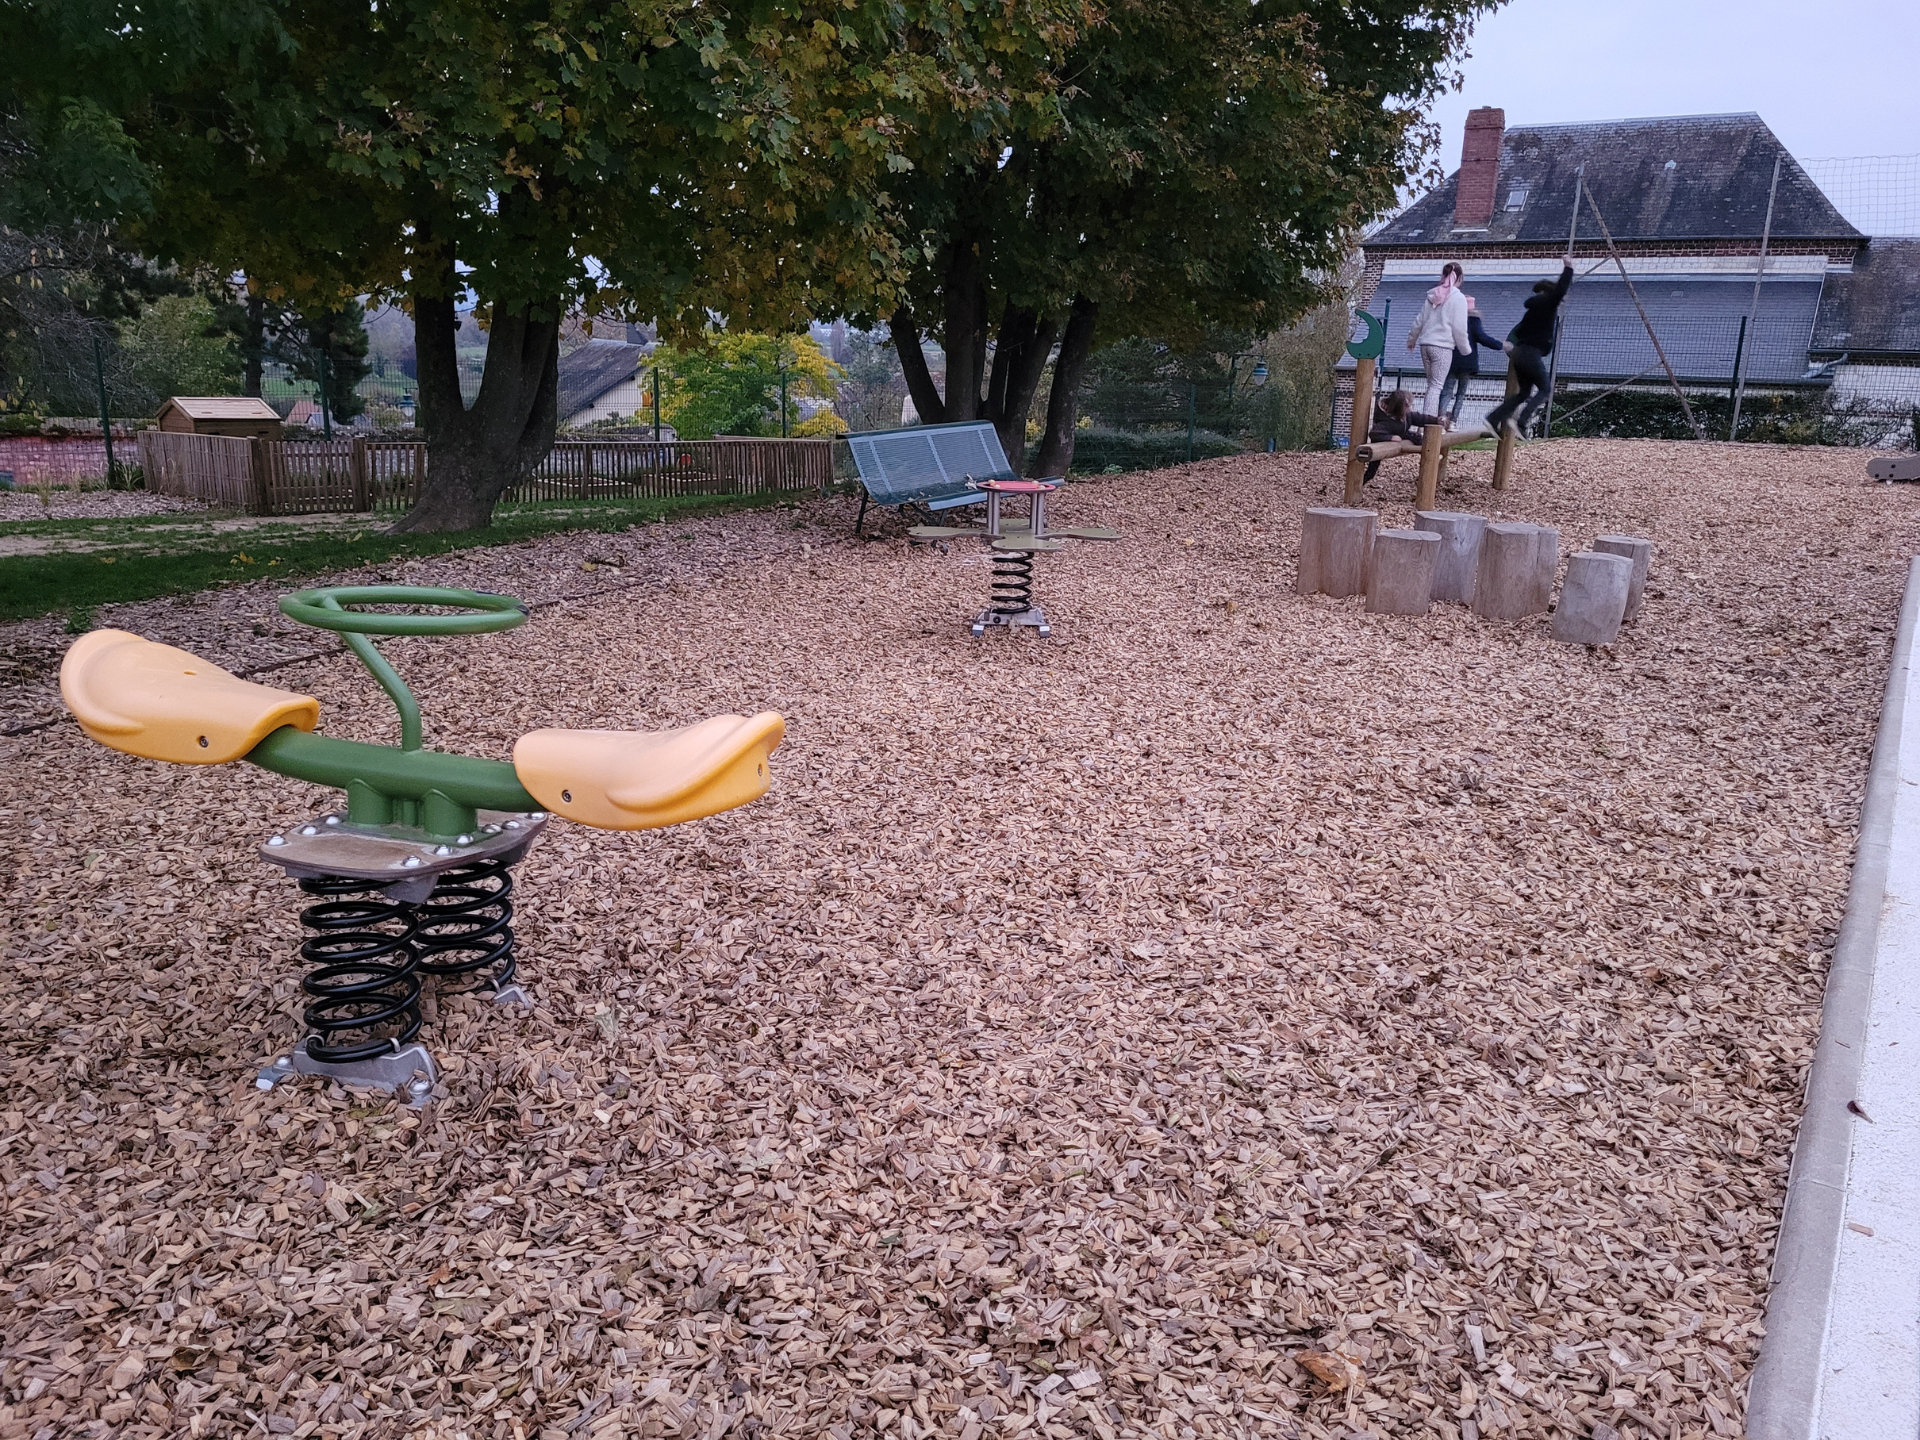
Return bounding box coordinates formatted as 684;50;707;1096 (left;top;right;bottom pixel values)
296;876;422;1063
990;549;1035;615
412;858;517;993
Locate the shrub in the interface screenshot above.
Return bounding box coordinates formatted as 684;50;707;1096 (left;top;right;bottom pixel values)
793;410;848;438
1068;426;1239;473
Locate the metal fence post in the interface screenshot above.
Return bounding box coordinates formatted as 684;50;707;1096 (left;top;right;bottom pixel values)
1185;384;1196;463
1542;314;1564;438
1727;316;1748;442
93;335;116;487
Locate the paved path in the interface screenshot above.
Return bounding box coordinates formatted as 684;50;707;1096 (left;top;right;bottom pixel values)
1751;555;1920;1436
0;512;376;557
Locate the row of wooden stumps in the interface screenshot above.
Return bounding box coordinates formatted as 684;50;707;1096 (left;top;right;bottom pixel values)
1342;357;1520;507
1297;507;1652;644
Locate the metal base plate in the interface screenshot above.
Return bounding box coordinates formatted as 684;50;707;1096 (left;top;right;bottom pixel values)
971;606;1051;638
257;1042;439;1105
259;808;547;901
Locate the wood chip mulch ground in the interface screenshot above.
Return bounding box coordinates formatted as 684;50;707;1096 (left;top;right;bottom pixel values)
2;438;1916;1440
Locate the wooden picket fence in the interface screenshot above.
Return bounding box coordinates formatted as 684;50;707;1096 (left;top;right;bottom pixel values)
137;431;834;517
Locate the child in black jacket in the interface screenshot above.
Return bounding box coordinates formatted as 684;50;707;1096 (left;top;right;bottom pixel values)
1361;391;1441;486
1485;264;1573;436
1438;297;1504;423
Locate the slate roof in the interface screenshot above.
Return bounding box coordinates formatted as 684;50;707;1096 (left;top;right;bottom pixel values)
1813;239;1920;358
558;340;644;416
1348;270;1826;384
1370;114;1861;249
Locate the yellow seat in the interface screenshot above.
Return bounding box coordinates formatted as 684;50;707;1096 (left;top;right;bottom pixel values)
60;629;321;765
513;713;785;831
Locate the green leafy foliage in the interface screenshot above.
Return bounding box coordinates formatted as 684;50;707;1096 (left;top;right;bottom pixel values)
648;333;838;439
874;0;1501;469
7;0;1088;526
1068;426;1239;473
118;294;241;401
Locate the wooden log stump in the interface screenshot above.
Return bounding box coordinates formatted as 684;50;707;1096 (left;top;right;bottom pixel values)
1591;535;1653;622
1527;525;1561;614
1472;522;1550;620
1366;529;1440;616
1551;551;1633;645
1413;510;1487;604
1296;507;1376;599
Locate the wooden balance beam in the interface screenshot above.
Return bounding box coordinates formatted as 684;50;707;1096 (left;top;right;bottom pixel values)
1354;424;1495;510
1351;424;1493;465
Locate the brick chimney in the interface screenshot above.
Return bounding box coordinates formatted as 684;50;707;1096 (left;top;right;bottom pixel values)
1454;107;1506;229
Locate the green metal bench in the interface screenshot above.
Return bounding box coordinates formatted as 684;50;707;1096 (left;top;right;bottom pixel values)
844;421;1031;537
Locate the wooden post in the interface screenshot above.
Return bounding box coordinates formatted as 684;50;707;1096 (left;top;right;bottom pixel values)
248;437;273;516
350;436;369;511
1492;369;1519;491
1415;422;1443;511
1342;356;1376;505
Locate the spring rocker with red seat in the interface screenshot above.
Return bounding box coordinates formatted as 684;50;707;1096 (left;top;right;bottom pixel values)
60;585;784;1102
842;420;1117;637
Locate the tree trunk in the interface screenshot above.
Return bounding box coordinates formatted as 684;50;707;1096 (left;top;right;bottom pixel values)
891;306;946;425
983;304;1060;471
1031;295;1099;478
392;284;560;533
941;237;986;421
241;297;266;397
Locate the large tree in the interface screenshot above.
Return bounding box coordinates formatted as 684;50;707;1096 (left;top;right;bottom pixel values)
9;0;1083;529
874;0;1498;474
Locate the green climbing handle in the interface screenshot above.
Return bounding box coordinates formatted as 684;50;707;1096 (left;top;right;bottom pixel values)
279;585;528;636
277;586;528;753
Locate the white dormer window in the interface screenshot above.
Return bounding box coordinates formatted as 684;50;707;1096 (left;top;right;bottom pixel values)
1505;185;1530;211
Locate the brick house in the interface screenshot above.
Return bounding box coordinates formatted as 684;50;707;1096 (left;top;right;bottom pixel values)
1350;110;1916;434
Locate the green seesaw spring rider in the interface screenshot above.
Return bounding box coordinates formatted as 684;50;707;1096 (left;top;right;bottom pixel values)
61;585;784;1102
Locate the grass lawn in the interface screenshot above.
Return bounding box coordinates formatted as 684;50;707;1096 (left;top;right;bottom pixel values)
0;490;796;624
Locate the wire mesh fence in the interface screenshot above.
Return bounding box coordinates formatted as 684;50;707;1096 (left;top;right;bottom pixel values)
1800;154;1920;239
1335;311;1920;449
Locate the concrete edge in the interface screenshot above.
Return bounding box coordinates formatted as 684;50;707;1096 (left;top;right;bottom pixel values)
1747;554;1920;1439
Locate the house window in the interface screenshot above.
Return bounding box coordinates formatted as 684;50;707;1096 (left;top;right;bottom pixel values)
1505;185;1530;211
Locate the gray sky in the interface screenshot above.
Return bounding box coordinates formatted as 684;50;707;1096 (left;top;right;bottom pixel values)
1425;0;1920;165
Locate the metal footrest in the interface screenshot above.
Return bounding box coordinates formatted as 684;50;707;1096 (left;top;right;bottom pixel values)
970;606;1051;638
257;1042;439;1105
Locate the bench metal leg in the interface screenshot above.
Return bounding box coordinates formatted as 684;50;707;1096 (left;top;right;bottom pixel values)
854;490;870;538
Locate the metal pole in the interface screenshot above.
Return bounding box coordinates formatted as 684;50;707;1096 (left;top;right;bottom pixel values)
653;366;662;441
779;366;789;437
1185;383;1196;462
1727;316;1749;442
92;334;116;486
1731;153;1782;441
1543;314;1563;438
1582;181;1704;440
1567;165;1583;263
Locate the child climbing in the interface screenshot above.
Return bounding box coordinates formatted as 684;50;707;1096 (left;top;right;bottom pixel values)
1485;263;1574;437
1362;391;1442;486
1406;263;1471;420
1437;295;1505;424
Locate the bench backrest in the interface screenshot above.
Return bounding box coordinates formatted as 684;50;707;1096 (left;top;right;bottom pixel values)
844;421;1016;505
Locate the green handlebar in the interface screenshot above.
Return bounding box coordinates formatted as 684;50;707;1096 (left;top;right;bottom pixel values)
279;585;528;636
266;587;532;810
